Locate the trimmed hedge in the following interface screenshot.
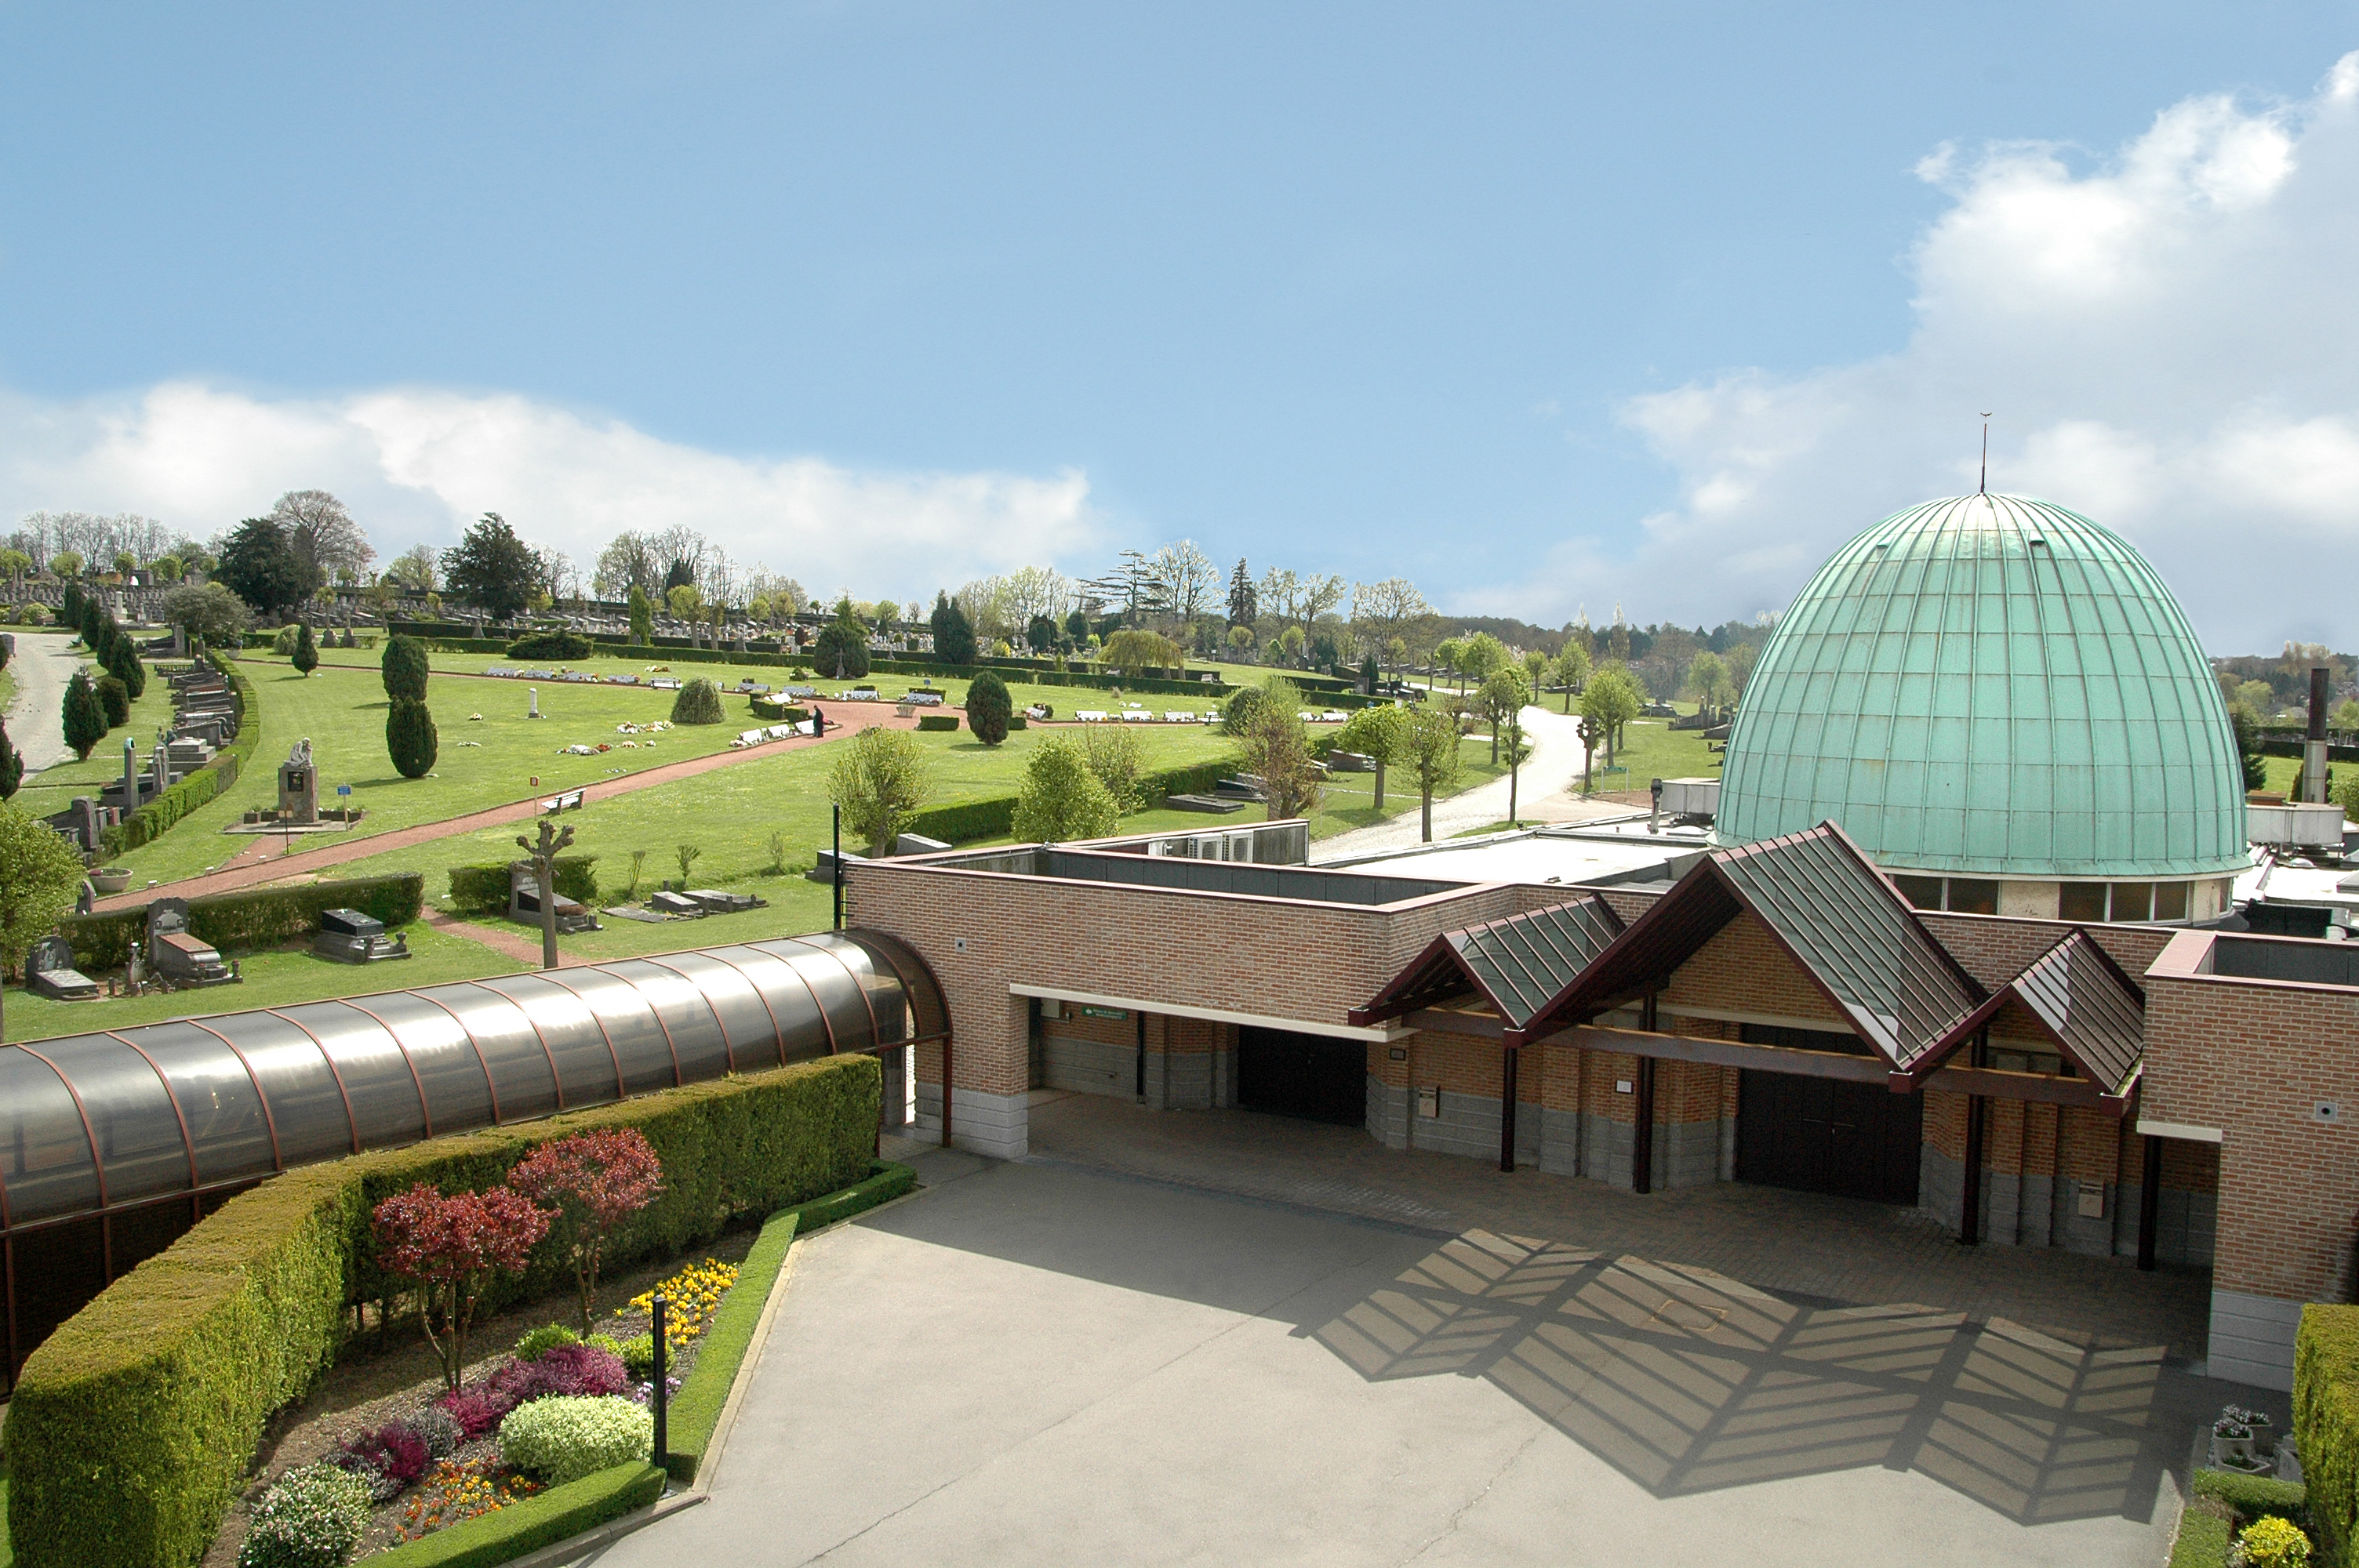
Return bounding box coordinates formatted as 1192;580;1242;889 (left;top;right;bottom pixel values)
2191;1468;2309;1535
446;857;598;913
663;1160;916;1483
364;1462;664;1568
2298;1304;2359;1564
58;873;424;972
915;713;959;732
503;630;594;661
102;654;258;856
2;1055;881;1568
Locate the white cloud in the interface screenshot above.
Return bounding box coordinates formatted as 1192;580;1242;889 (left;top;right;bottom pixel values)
0;381;1102;597
1487;50;2359;651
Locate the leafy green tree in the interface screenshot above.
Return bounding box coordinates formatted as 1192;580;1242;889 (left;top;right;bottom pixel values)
1431;637;1463;691
0;716;22;800
665;583;702;622
966;670;1013;746
1687;652;1735;712
1242;677;1321;822
1011;737;1119;844
627;585;654;644
151;554;184;583
382;633;431;702
442;512;539;621
1336;703;1410;811
1082;723;1147;812
0;546;30;585
62;670;107;760
49;551;83;579
830;726;930;855
1581;666;1645;767
1027;613;1058;653
2230;705;2270;793
813;598;872;679
292;621;319;675
162;582;252;649
0;804;86;1034
1100;628;1185;677
1459;633;1509;691
929;590;976;666
1553;644;1591;713
1478;666;1532;765
95;674;129;728
1405;706;1463;842
1523;649;1550;692
387;697;438;779
1222;683;1271;736
216;517;312;615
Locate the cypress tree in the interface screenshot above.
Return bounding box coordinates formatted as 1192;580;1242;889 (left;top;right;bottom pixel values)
381;633;431;701
60;580;83;630
101;625;145;700
966;670;1012;746
293;620;319;675
0;715;21;800
387;697;438;779
627;586;653;645
62;670;107;760
95;674;129;728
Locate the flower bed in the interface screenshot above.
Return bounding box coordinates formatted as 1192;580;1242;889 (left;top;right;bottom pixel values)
202;1235;758;1567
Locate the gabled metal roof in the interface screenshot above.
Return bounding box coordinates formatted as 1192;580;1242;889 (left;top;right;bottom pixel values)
1510;823;1986;1071
1349;895;1624;1030
1904;929;2146;1095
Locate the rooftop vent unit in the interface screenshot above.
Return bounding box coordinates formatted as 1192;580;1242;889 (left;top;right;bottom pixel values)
1649;777;1721;833
2249;801;2346;852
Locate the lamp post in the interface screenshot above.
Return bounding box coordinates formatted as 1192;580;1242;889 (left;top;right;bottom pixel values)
516;817;575;971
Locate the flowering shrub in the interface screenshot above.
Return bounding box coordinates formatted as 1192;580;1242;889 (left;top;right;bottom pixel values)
238;1464;375;1568
398;1459;544;1541
2237;1516;2314;1568
507;1128;665;1331
330;1421;430;1501
434;1341;630;1438
373;1182;552;1392
624;1258;740;1351
497;1395;655;1486
619;1333;656;1380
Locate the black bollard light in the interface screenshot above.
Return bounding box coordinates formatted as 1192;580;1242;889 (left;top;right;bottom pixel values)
651;1292;669;1470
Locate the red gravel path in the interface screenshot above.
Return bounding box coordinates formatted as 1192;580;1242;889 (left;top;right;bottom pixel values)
95;710;925;913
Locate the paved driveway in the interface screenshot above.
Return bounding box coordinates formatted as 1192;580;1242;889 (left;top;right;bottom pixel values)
591;1151;2227;1567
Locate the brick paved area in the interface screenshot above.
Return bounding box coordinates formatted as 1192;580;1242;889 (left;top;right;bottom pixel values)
1023;1091;2215;1363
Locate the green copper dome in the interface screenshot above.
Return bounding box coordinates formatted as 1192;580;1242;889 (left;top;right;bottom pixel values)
1717;494;2247;878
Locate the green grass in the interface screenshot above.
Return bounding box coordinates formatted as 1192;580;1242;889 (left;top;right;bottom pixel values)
1565;710;1724;796
320;717;1235;904
2;917;529;1043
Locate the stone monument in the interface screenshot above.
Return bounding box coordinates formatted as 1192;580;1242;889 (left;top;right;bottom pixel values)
278;737;318;825
147;899;235;985
24;936;99;1002
528;687;541;720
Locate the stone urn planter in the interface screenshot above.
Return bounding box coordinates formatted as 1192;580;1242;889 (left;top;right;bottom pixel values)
92;867;133;895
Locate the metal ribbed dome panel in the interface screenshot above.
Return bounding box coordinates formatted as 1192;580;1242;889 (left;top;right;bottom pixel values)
1718;495;2246;878
0;929;944;1381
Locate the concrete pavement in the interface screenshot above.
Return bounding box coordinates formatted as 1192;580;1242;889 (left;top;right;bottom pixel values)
1314;704;1587;862
587;1149;2227;1567
2;630;85;775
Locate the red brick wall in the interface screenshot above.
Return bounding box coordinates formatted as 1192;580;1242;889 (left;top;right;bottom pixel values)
1661;912;1847;1026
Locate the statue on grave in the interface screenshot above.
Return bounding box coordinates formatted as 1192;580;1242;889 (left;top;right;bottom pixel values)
76;878;96;916
289;737;313;768
278;738;319;825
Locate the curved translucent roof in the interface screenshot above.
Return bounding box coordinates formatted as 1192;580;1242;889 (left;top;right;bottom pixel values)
1718;495;2246;879
0;930;941;1238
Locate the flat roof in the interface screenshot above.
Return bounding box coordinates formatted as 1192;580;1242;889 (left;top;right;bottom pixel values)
915;845;1468;906
1318;822;1705;889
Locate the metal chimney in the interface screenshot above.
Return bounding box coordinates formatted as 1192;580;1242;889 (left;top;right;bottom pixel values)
2307;666;2331;804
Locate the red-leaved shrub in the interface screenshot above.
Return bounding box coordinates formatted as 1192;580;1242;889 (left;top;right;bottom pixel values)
373;1183;552;1393
432;1341;630;1439
507;1129;664;1331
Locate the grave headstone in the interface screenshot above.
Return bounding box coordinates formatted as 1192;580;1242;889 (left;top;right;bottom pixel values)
278;738;319;825
24;936;99;1001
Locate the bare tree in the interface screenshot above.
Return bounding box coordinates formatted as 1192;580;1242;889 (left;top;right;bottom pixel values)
269;490;375;583
1259;567;1347;653
1150;541;1219;622
385;544;440;593
593;532;663;598
1351;577;1432;668
1002;564;1074;626
958;575;1018;643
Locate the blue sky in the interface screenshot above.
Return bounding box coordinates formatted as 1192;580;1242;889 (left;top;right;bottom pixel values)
3;3;2355;647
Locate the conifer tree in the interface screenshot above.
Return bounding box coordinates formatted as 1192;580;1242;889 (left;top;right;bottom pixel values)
0;716;21;800
62;670;107;760
293;620;319;674
387;697;438;779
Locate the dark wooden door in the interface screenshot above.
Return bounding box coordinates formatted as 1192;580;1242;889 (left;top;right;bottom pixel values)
1736;1070;1921;1204
1237;1027;1367;1126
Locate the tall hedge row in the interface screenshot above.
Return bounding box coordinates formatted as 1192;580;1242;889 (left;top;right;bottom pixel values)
102;654;259;856
58;873;424;972
2298;1304;2359;1565
3;1054;881;1568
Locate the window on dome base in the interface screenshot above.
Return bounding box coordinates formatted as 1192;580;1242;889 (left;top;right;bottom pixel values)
1946;879;1998;915
2111;883;2154;922
1892;875;1943;910
2155;882;2189;921
2059;883;2108;922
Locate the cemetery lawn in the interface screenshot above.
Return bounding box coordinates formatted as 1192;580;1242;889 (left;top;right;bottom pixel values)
1;917;528;1043
318;721;1240;908
1572;713;1723;797
104;659;771;887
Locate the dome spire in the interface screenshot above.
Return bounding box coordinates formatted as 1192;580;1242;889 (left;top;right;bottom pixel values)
1979;414;1992;495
